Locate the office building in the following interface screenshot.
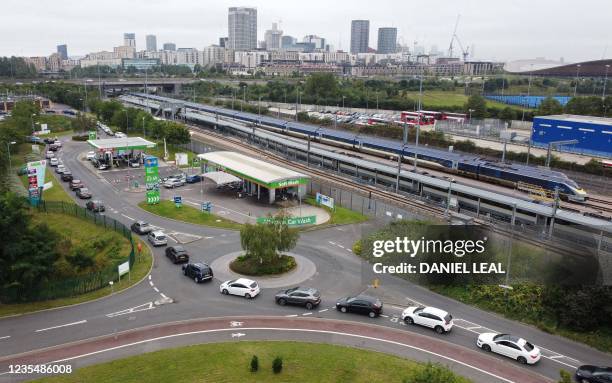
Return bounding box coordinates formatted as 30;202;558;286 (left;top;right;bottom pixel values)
228;7;257;51
219;37;229;48
114;45;136;59
122;58;160;70
56;44;68;60
124;33;136;48
303;35;326;50
146;35;157;52
264;23;283;51
350;20;370;53
377;27;397;54
281;35;297;49
163;42;176;51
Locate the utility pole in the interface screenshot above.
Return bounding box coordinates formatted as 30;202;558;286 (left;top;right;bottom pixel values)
574;64;581;97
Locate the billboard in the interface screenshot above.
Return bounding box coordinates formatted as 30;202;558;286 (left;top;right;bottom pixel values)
316;192;334;209
175;153;188;166
26;160;46;206
144;156;160;204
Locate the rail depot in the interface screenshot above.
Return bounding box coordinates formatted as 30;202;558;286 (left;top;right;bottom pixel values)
120;93;612;252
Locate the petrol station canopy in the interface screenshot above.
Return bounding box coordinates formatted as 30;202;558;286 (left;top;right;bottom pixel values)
87;137;156;151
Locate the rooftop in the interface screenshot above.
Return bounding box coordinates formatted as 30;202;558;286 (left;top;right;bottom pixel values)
536;114;612;126
87;137;156;150
198;151;309;188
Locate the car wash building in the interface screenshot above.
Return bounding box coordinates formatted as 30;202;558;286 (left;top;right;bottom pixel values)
197;151;309;204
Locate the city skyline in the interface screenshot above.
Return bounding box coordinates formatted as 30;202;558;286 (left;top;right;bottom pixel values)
1;0;611;62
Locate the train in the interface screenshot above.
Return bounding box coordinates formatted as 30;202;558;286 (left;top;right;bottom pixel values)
129;93;588;202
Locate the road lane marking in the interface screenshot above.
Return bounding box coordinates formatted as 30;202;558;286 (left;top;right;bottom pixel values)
160;293;168;299
106;302;155;318
284;314;298;317
35;320;87;333
153;287;159;293
0;336;10;340
318;309;328;313
302;312;312;316
13;328;522;383
121;214;135;221
380;314;389;318
149;281;154;286
148;275;151;280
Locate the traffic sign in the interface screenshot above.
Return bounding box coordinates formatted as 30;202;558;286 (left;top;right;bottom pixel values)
174;195;182;208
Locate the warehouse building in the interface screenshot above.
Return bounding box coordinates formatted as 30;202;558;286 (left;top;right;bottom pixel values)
531;115;612;157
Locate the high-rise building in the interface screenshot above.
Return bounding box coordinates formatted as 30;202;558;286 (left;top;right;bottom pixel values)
146;35;157;52
124;33;136;48
219;37;229;48
56;44;68;60
163;42;176;51
377;27;397;54
350;20;370;54
228;7;257;51
303;35;326;50
264;23;283;51
281;35;297;50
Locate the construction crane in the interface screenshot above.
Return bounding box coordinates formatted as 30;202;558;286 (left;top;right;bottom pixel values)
448;14;470;61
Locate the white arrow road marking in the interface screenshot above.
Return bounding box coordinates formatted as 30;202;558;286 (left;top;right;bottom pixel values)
229;321;244;327
231;332;246;338
106;302;155;318
35;320;87;333
121;214;135;221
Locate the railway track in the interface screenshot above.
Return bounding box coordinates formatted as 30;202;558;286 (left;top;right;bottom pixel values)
188;126;592;258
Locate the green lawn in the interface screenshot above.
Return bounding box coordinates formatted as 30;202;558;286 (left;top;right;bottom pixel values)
305;197;368;226
31;341;471;383
138;200;242;230
0;217;152;318
403;90;525;110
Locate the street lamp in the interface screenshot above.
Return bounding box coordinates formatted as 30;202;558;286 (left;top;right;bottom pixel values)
468;109;475;122
124;110;129;132
574;64;581;97
603;64;610;99
342;96;346;112
142;116;146;138
445;178;455;218
5;141;16;173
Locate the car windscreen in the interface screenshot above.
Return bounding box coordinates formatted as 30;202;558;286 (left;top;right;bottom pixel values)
80;188;89;193
523;341;534;351
444;314;453;322
156;235;166;240
249;282;257;288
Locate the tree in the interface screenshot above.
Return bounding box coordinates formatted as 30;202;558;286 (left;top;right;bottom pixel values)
464;95;487;118
250;355;259;372
304;73;339;101
71;112;96;133
239;213;299;266
537;97;563;116
272;356;283;374
498;107;517;122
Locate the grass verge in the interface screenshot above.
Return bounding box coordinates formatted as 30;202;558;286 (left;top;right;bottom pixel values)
138;200;242;230
229;254;296;276
305;196;368;226
0;231;152;318
31;341;472;383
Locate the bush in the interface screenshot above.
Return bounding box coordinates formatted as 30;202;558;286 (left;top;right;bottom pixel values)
72;135;88;141
250;355;258;372
272;356;283;374
558;370;572;383
229;254;297;276
408;362;463;383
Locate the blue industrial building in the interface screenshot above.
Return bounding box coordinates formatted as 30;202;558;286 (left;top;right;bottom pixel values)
531;115;612;158
485;95;572;108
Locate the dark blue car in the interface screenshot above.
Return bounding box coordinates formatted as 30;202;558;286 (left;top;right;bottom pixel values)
186;174;202;183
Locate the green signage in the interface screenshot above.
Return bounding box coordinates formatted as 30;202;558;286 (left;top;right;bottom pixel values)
268;178;309;189
256;215;316;226
88;130;97;140
144;156;160;205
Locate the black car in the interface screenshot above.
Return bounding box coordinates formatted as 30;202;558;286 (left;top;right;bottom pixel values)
165;245;189;264
275;287;321;310
86;200;105;212
70;179;84;190
182;262;213;283
131;221;153;235
576;365;612;383
336;294;383;318
76;187;92;199
61;171;73;182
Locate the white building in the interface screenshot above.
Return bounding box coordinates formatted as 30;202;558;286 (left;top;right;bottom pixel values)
264;23;283;51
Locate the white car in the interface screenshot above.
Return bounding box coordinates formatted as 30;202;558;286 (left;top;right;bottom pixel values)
163;178;184;188
53;140;62;147
46;151;55;159
147;231;168;246
220;278;260;299
55;164;66;174
49;157;59;167
401;306;454;334
115;132;127;138
477;333;541;365
86;151;96;161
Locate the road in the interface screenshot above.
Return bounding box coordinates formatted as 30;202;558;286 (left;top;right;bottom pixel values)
0;136;609;382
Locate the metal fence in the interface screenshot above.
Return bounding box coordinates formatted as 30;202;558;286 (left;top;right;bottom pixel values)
1;201;136;303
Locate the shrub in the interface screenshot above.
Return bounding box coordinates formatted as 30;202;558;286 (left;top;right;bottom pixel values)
250;355;258;372
71;135;88;141
408;362;462;383
272;356;283;374
558;370;572;383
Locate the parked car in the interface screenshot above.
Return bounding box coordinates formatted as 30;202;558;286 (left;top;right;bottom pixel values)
275;287;321;310
55;164;66;174
220;278;260;299
131;221;153;235
61;171;73;182
49;158;59;167
86;200;105;212
401;306;454;334
129;158;140;168
86;151;96;161
98;162;109;170
76;187;92;199
477;333;541;365
165;245;190;264
49;144;59;152
44;138;55;145
336;295;383;318
147;231;168;246
115;132;127;138
163;178;184;188
186;174;202;183
70;179;84;190
182;262;213;283
45;151;55;159
575;365;612;382
53;140;62;147
17;165;28;176
162;173;186;183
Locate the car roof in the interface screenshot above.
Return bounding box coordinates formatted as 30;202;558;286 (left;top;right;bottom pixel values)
193;262;209;269
137;221;149;225
289;286;317;294
494;334;523;343
422;306;449;317
353;294;379;303
172;245;185;252
234;278;255;285
151;231;165;236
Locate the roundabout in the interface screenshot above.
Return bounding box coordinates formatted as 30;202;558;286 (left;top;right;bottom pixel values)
210;251;318;288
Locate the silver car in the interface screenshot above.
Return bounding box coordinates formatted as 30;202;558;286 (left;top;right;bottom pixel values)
147;231;168;246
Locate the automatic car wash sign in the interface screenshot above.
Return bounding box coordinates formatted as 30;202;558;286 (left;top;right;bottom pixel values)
144;156;160;205
268;178;309;189
257;215;316;226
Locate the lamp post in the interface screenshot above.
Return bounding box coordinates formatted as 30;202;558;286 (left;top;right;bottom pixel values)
5;141;16;173
342;96;346;112
124;110;129;132
468;108;475;122
142;116;146;138
604;64;611;117
574;64;581;97
445;178;455;218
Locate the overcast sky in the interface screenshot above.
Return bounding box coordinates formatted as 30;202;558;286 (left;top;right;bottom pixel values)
1;0;610;62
